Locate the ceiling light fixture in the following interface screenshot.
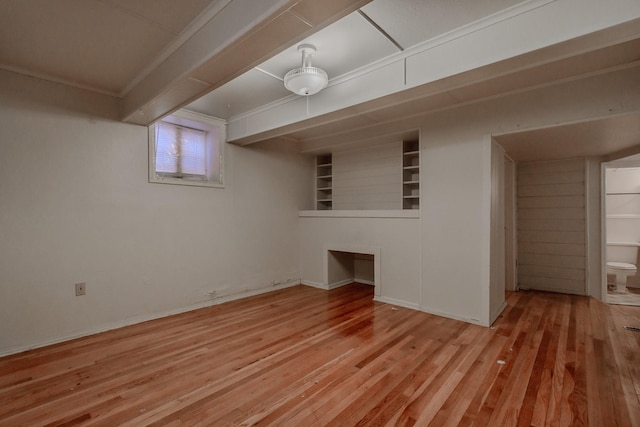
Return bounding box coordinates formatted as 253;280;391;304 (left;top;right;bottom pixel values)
284;44;328;96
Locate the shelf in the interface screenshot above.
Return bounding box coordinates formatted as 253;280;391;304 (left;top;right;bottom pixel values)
300;210;419;218
402;139;420;210
316;154;333;210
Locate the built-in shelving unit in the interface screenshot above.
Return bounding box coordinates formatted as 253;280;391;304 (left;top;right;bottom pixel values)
402;140;420;210
316;154;333;210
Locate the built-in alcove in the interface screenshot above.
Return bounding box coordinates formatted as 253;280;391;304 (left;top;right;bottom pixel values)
325;247;380;295
312;130;420;211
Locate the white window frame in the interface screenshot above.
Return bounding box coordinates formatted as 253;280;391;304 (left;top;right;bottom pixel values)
148;110;225;188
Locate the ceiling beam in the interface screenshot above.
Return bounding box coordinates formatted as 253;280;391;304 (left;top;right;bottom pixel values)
121;0;372;126
225;1;640;145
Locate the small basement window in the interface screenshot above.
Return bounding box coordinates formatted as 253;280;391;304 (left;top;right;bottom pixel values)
149;110;225;188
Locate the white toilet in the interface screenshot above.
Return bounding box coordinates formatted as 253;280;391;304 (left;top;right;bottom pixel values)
606;242;640;293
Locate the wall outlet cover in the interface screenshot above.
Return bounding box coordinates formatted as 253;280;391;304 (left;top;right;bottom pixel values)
75;282;86;296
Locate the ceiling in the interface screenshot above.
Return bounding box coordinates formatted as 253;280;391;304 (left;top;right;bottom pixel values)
0;0;218;95
1;0;639;162
187;0;522;119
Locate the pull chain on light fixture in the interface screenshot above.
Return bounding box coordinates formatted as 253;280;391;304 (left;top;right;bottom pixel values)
284;44;328;96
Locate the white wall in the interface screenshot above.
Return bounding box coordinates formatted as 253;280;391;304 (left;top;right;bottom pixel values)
517;158;587;295
354;253;374;284
412;66;639;325
298;67;638;327
420;131;493;325
0;70;312;356
332;140;402;210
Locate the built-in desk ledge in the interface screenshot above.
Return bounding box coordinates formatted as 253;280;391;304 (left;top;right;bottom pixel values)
299;210;420;219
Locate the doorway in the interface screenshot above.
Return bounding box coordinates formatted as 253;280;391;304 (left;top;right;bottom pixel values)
602;155;640;306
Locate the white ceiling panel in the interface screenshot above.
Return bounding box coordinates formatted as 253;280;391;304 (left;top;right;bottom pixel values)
361;0;522;49
102;0;216;34
495;113;640;162
190;9;402;121
187;69;292;119
258;11;400;82
0;0;212;94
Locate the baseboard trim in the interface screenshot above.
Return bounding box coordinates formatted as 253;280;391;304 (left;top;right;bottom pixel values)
419;305;488;327
301;280;328;290
328;279;354;289
374;296;420;311
301;279;369;290
0;281;300;358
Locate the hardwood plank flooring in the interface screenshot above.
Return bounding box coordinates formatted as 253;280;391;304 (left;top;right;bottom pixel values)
1;283;639;426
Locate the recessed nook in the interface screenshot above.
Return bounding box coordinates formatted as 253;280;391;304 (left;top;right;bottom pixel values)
323;246;381;297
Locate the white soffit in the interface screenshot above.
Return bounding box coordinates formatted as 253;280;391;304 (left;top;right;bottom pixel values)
187;69;291;119
360;0;523;49
225;0;640;144
494;113;640;162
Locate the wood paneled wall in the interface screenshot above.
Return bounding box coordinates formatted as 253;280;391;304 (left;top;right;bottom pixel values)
517;158;586;294
332;140;402;210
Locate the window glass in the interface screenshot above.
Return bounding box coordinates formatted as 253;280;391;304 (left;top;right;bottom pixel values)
149;110;225;188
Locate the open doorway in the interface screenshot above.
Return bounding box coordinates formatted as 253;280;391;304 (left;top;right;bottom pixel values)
602;154;640;306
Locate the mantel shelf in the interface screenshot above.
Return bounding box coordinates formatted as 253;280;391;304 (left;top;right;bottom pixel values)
300;210;420;218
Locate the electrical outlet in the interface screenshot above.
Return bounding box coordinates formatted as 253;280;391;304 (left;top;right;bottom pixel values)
75;282;86;296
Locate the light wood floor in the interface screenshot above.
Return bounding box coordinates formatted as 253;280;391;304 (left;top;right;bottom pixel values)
1;283;639;426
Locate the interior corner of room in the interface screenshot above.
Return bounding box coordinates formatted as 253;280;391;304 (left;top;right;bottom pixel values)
1;0;640;358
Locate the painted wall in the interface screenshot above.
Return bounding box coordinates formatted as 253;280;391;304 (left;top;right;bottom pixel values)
420;131;493;325
354;254;374;284
411;66;638;325
299;66;636;326
332;140;402;210
0;70;313;356
517;159;587;295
